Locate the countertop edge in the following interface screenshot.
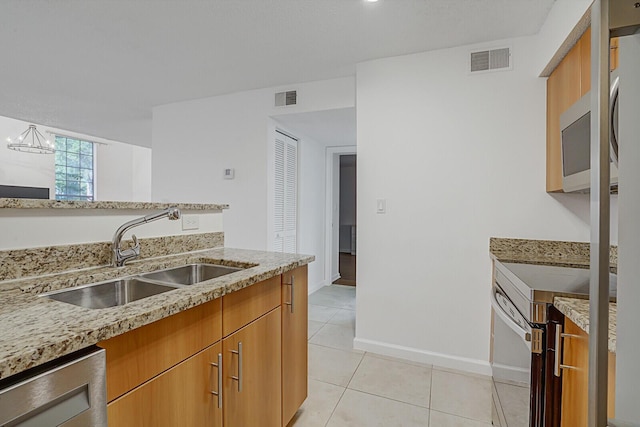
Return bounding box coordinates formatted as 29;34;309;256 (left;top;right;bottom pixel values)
0;248;314;379
0;198;229;211
553;296;617;353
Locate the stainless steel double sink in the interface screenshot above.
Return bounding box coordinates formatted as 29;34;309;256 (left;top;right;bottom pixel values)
43;263;243;309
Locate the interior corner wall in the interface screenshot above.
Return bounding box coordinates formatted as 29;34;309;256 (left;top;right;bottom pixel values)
151;77;355;251
354;35;598;372
533;0;592;75
293;129;331;292
96;142;152;202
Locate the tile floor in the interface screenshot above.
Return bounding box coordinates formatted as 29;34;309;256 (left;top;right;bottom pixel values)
288;284;493;427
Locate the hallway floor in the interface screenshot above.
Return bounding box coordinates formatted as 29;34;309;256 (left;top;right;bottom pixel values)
288;285;493;427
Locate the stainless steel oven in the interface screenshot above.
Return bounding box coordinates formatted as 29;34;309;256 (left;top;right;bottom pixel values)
0;346;107;427
490;260;616;427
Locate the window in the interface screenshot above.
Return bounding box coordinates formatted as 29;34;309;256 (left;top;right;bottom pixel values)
54;136;95;201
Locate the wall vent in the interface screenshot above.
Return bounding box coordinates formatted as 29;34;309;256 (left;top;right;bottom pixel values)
470;47;511;73
275;90;297;107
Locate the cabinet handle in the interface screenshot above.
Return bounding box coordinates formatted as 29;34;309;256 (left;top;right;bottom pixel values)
209;353;222;408
284;275;295;314
554;324;581;377
554;324;562;377
231;342;243;392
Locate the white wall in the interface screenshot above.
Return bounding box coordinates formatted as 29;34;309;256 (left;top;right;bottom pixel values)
0;115;152;202
533;0;592;75
614;33;640;423
0;209;223;250
0;116;55;195
293;129;331;292
353;35;616;373
152;77;355;254
96;142;152;202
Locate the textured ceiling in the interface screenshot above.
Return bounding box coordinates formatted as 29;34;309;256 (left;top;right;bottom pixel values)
0;0;556;147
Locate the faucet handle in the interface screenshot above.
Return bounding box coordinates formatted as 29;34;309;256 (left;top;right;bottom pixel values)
130;234;140;254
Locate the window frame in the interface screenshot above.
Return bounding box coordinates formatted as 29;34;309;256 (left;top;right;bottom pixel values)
54;135;96;202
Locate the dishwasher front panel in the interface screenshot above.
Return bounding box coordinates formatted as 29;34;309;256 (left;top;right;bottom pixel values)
0;347;107;427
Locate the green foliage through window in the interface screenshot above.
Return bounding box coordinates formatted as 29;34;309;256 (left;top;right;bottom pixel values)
55;136;94;201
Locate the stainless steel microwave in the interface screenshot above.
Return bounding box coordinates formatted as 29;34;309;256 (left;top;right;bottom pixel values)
560;74;619;193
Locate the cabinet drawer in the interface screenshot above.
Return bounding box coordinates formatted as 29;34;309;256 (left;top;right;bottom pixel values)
98;298;222;402
222;275;281;337
107;342;223;427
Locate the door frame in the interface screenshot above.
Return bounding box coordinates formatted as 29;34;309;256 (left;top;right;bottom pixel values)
324;145;357;286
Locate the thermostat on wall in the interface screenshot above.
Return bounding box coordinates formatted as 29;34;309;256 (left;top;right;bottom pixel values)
224;168;235;179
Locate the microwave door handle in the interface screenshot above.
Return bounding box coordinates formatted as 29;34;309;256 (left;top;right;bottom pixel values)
490;290;532;351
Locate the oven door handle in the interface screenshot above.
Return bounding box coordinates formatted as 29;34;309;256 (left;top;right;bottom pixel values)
490;290;532;351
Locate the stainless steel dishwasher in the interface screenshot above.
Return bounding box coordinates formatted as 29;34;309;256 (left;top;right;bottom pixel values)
0;346;107;427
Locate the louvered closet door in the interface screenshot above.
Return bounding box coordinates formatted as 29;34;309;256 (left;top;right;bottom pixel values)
273;132;297;253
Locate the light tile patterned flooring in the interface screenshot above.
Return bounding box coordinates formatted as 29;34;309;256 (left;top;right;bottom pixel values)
288;284;493;427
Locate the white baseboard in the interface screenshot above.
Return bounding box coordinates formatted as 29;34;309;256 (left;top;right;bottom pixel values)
308;279;327;295
331;273;340;283
353;337;492;376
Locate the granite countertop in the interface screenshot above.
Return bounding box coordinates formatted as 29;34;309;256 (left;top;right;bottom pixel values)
489;237;617;273
0;248;313;380
490;237;618;353
0;198;228;211
554;297;617;353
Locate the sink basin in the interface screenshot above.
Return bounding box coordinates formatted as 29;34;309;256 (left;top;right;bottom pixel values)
43;278;178;309
139;263;243;286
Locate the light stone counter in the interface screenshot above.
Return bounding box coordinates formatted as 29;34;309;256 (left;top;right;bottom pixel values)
0;248;313;379
490;237;617;353
0;198;228;211
554;297;617;353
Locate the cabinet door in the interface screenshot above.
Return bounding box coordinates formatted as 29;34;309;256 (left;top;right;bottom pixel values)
546;39;583;192
560;319;589;427
281;266;308;426
560;318;616;427
223;307;282;427
98;298;222;402
107;342;223;427
579;28;591;96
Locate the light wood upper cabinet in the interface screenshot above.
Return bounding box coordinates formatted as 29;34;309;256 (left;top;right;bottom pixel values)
545;28;620;192
107;342;223;427
281;266;308;427
223;307;282;427
560;317;615;427
546;32;586;192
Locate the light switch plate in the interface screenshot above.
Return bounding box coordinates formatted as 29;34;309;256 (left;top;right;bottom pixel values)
182;215;200;230
223;168;235;179
376;199;386;214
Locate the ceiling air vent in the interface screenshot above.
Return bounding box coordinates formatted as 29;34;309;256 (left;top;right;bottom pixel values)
275;90;297;107
470;47;511;73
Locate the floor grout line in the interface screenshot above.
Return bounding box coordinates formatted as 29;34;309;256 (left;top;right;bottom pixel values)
323;384;348;427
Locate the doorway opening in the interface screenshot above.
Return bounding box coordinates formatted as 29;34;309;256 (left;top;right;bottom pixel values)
334;154;356;286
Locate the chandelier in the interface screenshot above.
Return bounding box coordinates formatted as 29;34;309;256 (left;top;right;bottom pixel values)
6;125;55;154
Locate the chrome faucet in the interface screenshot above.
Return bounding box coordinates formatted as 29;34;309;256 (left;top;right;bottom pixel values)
112;207;181;267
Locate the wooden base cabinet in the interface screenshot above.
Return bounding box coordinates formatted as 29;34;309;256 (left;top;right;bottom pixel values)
281;266;308;427
223;307;282;427
100;271;307;427
107;342;223;427
560;318;616;427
